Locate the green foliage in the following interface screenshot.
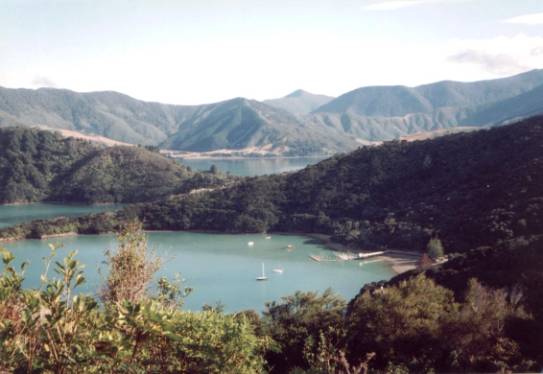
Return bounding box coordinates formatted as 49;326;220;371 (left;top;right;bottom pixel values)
0;241;541;372
6;118;543;255
0;127;233;204
20;116;539;255
263;289;346;373
345;275;536;372
0;127;96;203
101;220;160;304
347;275;456;371
0;240;265;373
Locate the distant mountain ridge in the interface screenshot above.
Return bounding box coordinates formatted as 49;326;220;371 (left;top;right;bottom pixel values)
2;69;543;154
0;87;357;156
160;97;357;155
306;69;543;141
264;89;334;115
315;69;543;116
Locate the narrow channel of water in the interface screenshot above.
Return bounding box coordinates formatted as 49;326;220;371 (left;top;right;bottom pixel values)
178;157;325;176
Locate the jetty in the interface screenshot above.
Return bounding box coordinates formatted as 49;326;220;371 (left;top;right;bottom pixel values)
357;251;385;259
309;254;337;262
333;251;386;261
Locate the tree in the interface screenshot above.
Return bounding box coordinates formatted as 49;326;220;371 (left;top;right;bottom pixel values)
346;275;456;372
426;237;444;259
263;289;346;373
101;220;160;303
441;279;530;372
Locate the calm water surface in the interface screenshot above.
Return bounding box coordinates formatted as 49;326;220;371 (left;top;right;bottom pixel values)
0;203;122;229
179;157;325;176
4;232;394;312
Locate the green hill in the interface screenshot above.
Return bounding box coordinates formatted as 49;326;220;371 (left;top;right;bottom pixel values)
121;116;543;255
0;127;228;204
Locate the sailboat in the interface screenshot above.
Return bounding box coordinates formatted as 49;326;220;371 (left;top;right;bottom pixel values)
256;263;268;281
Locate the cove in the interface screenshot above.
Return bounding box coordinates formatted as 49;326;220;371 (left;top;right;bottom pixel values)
3;231;395;312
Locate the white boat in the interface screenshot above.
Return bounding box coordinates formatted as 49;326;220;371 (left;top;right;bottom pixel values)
265;236;272;240
248;241;255;247
272;267;284;274
256;263;268;281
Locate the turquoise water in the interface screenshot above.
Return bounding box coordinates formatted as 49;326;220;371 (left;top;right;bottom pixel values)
0;203;122;229
3;232;394;312
178;157;325;176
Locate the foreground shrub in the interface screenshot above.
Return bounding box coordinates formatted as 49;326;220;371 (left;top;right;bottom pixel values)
345;275;536;372
0;225;266;373
101;220;160;303
263;289;346;373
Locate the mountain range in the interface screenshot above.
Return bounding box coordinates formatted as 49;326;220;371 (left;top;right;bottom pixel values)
2;69;543;155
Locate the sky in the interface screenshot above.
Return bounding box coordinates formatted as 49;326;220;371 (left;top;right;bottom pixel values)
1;0;543;105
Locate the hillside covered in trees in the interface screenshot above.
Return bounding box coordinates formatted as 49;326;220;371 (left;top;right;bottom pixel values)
0;127;230;204
14;116;541;254
137;115;543;254
1;119;543;372
0;221;541;373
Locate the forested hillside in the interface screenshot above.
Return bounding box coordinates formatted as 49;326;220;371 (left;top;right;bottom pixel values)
133;115;543;254
5;116;543;257
1;120;542;373
0;127;229;204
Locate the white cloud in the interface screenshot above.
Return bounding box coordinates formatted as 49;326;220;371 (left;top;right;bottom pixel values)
363;0;468;11
531;46;543;56
364;0;426;10
448;50;528;75
446;34;543;76
505;12;543;25
31;76;57;88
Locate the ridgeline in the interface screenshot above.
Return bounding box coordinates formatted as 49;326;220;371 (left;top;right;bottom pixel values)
12;115;540;253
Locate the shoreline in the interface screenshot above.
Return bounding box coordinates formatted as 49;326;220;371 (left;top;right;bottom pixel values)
304;233;420;275
1;227;419;274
